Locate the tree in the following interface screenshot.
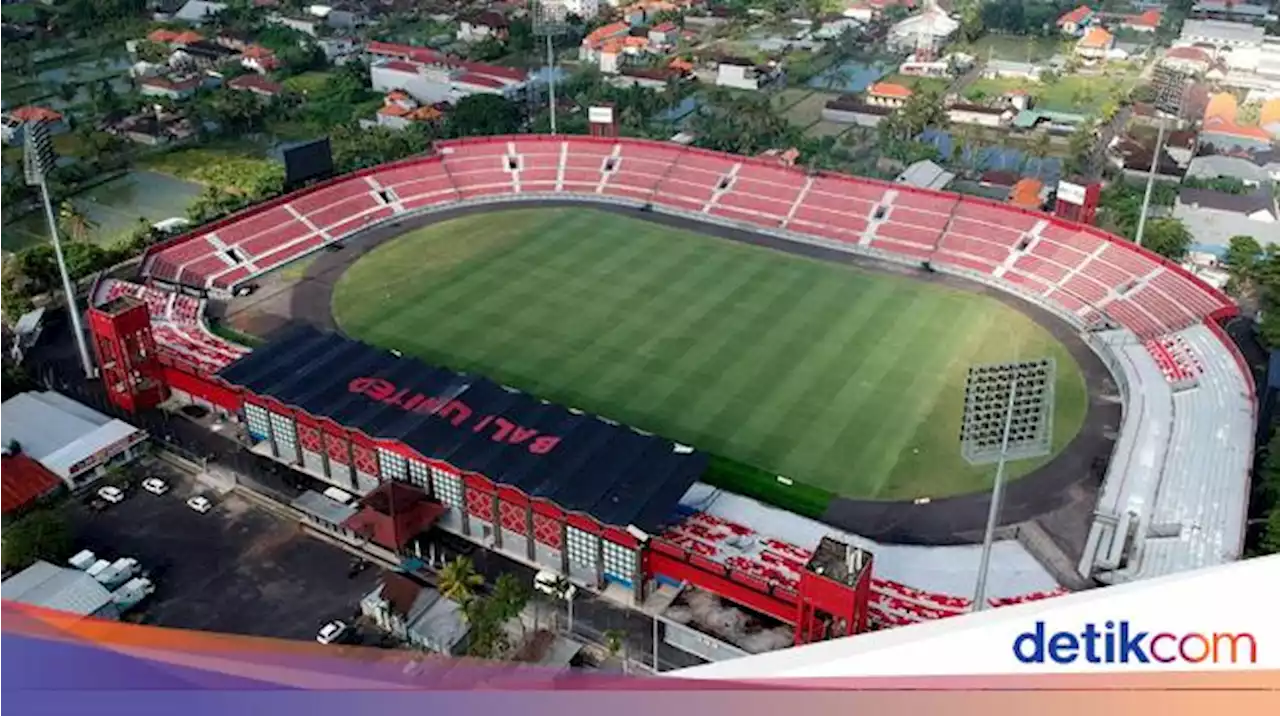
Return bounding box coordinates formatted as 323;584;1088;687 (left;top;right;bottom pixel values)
2;510;73;572
603;628;628;673
438;556;484;605
1139;218;1192;261
462;595;511;659
489;572;530;635
1223;235;1262;295
446;94;522;137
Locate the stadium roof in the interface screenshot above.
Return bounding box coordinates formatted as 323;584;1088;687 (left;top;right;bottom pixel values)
218;326;707;532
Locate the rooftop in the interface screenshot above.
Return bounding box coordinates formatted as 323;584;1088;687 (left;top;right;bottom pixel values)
1057;6;1094;26
1;453;64;515
1178;187;1277;217
1179;19;1266;44
1;561;114;617
868;82;912;99
0;392;143;480
216;325;707;532
8;106;63;123
1078;27;1114;49
228;74;283;95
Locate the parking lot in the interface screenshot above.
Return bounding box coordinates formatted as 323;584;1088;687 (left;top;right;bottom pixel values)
67;459;380;643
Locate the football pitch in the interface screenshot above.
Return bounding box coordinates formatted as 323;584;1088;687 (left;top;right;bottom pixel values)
332;207;1088;510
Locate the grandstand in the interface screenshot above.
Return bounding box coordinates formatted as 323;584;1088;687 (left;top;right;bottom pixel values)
129;134;1255;594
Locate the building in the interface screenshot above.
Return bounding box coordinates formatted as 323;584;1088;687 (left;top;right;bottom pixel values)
895;159;954;191
1190;2;1277;24
1;106;67;144
1119;9;1162;33
109;110;198;146
982;60;1042;81
367;41;532;105
1174;187;1279;246
240;44;279;73
865;81;912;108
1;561;120;620
359;572;468;653
171;39;239;70
1201;114;1274;151
715;58;781;91
0;392;147;489
1162;46;1213;74
887;7;958;52
138;73;206;100
1056;5;1096;36
270;12;324;37
1075;27;1116;60
227;74;284;99
1178;19;1266;50
648;21;679;48
1185;154;1272;185
822;96;894;126
173;0;226;24
1;452;64;517
947;103;1011;128
373;91;444;130
580;21;632;62
318;36;362;64
456;11;510;43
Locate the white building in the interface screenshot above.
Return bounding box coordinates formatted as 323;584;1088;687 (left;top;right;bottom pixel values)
888;8;959;52
370;58;530;105
547;0;600;21
715;59;781;91
0;392;148;489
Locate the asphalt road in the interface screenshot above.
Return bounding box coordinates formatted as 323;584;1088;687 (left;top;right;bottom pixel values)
67;459;381;643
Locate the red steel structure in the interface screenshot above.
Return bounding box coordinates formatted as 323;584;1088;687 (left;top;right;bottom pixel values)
86;296;168;413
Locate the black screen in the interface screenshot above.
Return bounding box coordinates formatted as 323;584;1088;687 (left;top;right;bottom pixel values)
282;137;334;189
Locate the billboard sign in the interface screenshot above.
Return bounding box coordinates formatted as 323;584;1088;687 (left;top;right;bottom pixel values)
1057;181;1087;206
589;106;614;124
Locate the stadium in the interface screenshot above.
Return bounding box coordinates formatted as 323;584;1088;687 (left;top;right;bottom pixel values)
86;134;1255;651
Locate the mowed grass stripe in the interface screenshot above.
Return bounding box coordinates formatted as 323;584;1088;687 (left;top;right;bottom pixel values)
333;208;1088;501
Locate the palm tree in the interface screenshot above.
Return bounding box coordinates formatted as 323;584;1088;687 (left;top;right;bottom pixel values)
58;201;96;242
438;556;484;605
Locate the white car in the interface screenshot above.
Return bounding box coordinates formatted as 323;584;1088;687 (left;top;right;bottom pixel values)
186;496;213;514
142;478;170;495
97;486;125;504
533;570;577;601
316;620;349;645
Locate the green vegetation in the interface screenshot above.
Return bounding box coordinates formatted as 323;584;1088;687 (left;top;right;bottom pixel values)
2;509;73;572
332;208;1088;502
1096;180;1192;261
281;71;334;96
879;73;949;95
962;34;1065;63
141;149;284;197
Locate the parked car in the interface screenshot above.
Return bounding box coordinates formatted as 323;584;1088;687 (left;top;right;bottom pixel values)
316;620;349;645
533;570;576;601
347;559;370;579
97;486;125;504
142;478;170;495
186;496;212;514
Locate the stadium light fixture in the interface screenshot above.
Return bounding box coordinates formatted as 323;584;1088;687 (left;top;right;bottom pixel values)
531;1;570;135
959;359;1056;611
24;120;95;380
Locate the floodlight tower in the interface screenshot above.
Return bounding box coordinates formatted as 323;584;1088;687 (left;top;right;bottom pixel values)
1135;68;1189;247
24;120;95;379
959;359;1056;610
531;1;570;135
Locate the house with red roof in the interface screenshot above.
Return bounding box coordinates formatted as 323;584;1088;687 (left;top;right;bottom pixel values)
1161;46;1213;74
228;73;284;98
2;106;68;144
866;82;913;108
1;452;64;517
1057;5;1097;36
240;44;280;74
372;92;445;131
1075;27;1115;60
1119;9;1162;32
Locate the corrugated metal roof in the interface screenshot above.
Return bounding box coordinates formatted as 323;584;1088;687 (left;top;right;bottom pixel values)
1;561;114;616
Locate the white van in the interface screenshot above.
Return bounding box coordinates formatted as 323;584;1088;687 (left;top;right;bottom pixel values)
533;570;576;601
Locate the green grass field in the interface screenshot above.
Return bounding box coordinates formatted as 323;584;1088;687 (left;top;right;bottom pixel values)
332;208;1087;506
